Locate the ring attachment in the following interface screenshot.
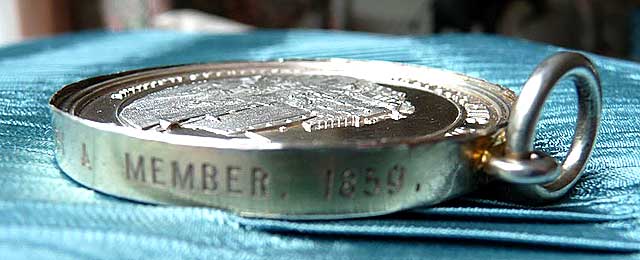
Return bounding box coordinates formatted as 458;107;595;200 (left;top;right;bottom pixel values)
486;51;602;202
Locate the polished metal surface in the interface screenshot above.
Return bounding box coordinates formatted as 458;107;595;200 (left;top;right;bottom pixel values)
50;59;516;219
486;52;601;201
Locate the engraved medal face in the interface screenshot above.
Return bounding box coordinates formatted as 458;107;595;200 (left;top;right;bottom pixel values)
63;60;514;145
117;74;457;143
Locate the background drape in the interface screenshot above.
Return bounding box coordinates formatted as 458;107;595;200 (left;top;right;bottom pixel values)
1;30;639;259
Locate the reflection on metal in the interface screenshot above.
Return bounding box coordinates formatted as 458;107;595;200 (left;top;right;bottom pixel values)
120;75;415;139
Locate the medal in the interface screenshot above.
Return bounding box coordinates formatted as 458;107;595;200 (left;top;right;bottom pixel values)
49;52;601;219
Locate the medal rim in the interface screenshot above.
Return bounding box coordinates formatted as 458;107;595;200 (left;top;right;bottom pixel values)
49;58;517;150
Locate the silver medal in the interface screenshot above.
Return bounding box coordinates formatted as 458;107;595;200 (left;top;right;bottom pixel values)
50;52;601;219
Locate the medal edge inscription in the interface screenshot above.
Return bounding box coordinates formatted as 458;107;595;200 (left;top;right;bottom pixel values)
53;108;482;217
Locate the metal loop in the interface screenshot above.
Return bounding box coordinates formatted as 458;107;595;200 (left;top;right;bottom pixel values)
488;51;601;202
487;151;559;185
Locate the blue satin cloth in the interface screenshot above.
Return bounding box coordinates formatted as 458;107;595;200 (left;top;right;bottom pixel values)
1;30;640;259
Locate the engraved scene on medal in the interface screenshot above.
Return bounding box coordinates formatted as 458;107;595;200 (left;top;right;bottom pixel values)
118;75;416;140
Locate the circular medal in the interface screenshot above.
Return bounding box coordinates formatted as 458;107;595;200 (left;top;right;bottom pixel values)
49;53;601;219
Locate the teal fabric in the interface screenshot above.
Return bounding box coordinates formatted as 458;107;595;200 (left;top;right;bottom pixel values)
1;30;640;259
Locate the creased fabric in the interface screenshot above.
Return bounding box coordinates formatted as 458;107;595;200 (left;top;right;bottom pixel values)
0;30;639;259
